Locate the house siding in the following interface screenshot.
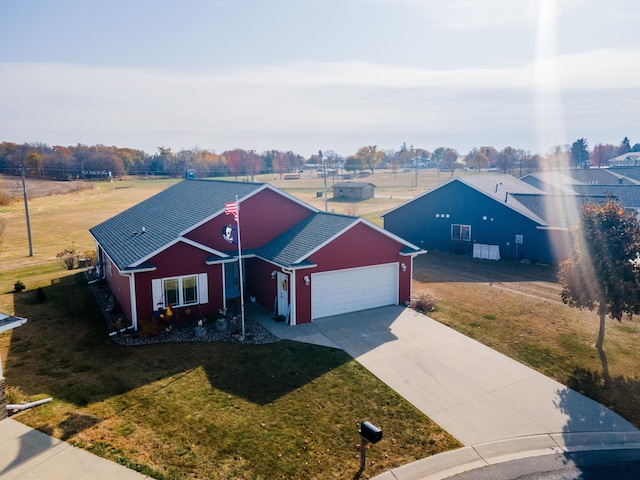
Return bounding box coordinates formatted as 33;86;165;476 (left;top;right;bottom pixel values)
384;181;560;264
294;222;410;324
105;257;133;323
134;242;224;322
245;257;279;314
185;188;313;251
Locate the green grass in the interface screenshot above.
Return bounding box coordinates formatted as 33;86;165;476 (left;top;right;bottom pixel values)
2;274;459;478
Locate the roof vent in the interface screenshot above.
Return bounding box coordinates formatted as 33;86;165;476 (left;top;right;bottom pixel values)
504;191;509;203
495;182;502;193
141;226;146;233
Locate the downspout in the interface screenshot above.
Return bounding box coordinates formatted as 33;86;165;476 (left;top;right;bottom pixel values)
7;397;52;412
129;272;138;331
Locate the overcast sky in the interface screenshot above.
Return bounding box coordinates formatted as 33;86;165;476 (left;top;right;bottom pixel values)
1;0;638;157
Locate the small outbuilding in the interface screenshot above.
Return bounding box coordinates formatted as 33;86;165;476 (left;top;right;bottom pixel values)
332;182;375;201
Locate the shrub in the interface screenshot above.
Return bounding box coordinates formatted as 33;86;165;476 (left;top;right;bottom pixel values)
137;317;160;338
35;287;47;303
56;249;78;270
410;291;436;312
13;280;25;292
81;249;97;267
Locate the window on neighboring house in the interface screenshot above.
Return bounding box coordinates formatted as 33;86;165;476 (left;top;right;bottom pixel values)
157;275;202;309
451;224;471;241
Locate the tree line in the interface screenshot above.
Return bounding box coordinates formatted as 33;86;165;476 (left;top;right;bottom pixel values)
0;136;637;181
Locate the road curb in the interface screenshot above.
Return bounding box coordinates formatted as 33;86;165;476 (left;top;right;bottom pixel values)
372;432;640;480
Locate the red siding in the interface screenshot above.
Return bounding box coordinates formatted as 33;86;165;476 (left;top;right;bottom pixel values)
185;188;314;250
105;257;133;322
294;222;411;324
134;241;224;322
245;257;279;313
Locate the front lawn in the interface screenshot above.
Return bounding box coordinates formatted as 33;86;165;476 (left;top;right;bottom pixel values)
2;270;460;479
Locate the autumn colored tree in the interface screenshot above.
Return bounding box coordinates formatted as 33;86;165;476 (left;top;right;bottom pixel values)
591;143;618;168
520;153;540;174
558;199;640;380
496;146;518;174
344;155;364;174
224;149;245;180
470;152;489;171
245;150;262;181
439;148;459;176
355;145;384;173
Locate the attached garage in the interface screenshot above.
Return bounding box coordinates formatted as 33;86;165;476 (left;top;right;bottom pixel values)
311;263;399;319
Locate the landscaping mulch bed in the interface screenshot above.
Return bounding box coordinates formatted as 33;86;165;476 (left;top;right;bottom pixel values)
86;269;280;346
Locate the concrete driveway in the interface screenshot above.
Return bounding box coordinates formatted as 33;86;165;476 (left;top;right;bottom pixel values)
259;305;637;446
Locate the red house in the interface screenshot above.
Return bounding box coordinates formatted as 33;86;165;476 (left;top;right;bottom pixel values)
89;179;423;332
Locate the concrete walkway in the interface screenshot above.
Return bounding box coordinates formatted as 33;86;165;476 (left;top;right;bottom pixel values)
256;305;640;478
0;417;149;479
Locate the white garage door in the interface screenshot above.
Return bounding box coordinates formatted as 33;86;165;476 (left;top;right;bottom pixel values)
311;263;398;320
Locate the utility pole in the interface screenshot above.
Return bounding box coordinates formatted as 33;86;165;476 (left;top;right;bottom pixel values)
21;166;33;256
320;150;327;212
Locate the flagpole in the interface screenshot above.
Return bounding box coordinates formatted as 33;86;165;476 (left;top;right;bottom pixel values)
235;195;246;340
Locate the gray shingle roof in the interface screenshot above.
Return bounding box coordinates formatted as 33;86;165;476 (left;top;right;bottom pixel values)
571;184;640;208
89;180;265;270
508;194;607;228
253;212;359;267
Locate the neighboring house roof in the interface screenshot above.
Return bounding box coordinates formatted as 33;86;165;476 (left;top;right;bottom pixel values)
508;194;609;229
520;172;583;194
89;180;315;271
562;168;638;185
609;152;640;166
571;184;640;208
606;166;640;183
332;182;375;188
383;174;589;228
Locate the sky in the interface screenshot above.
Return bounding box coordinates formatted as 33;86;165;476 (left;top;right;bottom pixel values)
1;0;639;158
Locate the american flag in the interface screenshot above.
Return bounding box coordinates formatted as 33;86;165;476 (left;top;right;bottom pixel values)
225;201;238;222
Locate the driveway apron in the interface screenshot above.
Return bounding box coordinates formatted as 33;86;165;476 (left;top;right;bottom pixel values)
308;306;637;446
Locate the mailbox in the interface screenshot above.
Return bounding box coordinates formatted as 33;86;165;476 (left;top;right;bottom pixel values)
359;421;382;444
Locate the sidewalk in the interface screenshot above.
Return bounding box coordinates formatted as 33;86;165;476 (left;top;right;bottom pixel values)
255;304;640;479
0;417;149;480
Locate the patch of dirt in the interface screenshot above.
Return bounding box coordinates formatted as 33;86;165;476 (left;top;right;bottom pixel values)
413;251;562;303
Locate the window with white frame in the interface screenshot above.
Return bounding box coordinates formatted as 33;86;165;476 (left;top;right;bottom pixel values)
451;224;471;241
153;274;208;310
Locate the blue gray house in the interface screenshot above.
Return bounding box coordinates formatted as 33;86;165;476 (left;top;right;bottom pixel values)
382;174;607;264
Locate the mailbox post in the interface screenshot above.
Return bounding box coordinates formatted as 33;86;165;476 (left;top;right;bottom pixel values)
358;421;382;472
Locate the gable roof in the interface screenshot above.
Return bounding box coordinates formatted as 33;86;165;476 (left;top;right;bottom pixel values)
571;184;640;208
227;212;422;269
520;172;583;194
251;212;358;268
332;182;375;189
561;168;638;185
383;174;549;224
89;179;315;271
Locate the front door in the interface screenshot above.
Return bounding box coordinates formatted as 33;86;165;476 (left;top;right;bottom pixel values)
225;262;240;301
277;271;289;320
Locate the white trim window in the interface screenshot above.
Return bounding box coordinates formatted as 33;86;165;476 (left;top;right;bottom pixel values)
152;274;208;309
451;224;471;241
